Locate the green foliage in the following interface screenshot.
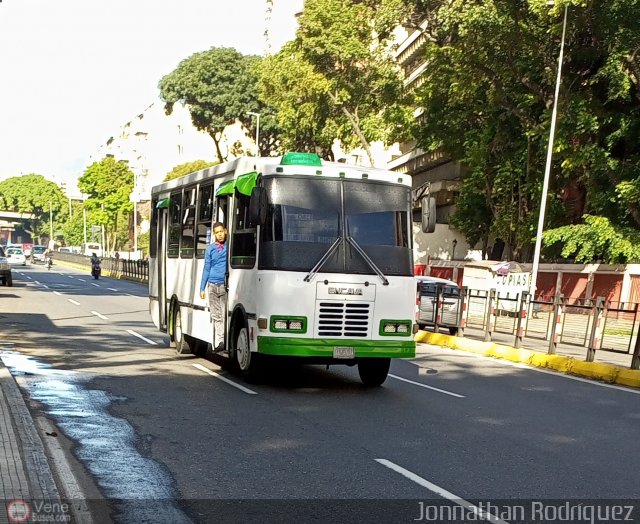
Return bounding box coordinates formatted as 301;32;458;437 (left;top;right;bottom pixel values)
543;215;640;263
411;0;640;261
259;0;412;165
61;202;89;247
159;47;263;162
137;230;150;257
164;160;218;182
0;174;67;242
78;157;134;253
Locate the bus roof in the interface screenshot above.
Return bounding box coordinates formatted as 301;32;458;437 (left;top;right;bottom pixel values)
150;154;412;197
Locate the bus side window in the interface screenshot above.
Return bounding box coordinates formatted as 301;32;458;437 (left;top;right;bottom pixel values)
230;195;256;269
196;184;214;258
180;187;196;259
216;196;228;228
168;191;181;258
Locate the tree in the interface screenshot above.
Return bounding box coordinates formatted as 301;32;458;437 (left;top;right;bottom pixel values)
543;215;640;264
159;47;263;163
409;0;640;261
0;174;67;242
259;0;413;166
77;157;134;254
164;160;218;182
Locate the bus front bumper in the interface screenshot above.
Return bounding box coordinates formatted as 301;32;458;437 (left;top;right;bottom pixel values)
257;336;415;359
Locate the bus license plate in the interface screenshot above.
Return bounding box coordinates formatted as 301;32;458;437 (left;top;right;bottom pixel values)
333;346;355;359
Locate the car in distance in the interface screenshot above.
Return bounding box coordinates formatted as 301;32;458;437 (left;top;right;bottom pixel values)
416;275;461;335
6;246;27;266
0;246;13;286
31;245;47;264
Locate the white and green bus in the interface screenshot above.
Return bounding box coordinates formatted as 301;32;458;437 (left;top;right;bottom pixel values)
149;152;431;386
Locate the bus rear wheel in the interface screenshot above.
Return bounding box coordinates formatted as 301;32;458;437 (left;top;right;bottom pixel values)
235;327;261;382
173;308;191;355
357;358;390;387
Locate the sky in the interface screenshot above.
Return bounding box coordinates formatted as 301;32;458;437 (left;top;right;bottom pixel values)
0;0;301;188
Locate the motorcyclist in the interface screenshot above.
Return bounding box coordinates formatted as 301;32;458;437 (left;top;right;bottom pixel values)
44;248;53;268
90;252;101;278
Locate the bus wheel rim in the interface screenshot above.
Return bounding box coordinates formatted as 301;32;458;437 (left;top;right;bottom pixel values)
237;328;249;370
175;310;182;343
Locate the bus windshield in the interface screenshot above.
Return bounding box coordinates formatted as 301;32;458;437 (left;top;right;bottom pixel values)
259;176;412;276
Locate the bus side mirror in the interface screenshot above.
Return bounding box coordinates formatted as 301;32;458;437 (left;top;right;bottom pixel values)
249;186;267;227
421;196;436;233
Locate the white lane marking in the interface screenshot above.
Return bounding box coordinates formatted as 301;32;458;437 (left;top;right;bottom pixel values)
91;283;100;287
424;347;640;396
126;329;157;345
68;299;81;306
108;288;118;292
193;363;258;395
26;276;32;279
91;311;109;320
78;279;87;282
67;275;75;279
375;459;509;524
34;280;40;285
388;374;465;398
42;284;49;289
54;291;62;296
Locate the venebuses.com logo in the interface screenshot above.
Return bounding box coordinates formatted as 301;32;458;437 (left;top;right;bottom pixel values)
6;500;31;523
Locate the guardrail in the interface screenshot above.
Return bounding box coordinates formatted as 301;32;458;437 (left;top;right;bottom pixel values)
419;286;640;370
51;252;149;283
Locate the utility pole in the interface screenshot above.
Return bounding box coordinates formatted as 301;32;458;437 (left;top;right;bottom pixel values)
49;201;53;245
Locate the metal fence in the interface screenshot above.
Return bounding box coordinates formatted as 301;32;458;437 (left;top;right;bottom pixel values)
52;252;149;282
422;287;640;370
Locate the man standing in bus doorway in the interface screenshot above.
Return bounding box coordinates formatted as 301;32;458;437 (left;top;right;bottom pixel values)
199;222;228;353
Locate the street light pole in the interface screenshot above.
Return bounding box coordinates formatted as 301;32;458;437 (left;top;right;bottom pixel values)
49;201;53;245
530;2;568;298
247;112;260;156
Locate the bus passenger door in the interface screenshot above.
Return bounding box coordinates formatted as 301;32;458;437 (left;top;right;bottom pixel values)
158;207;168;331
216;196;230;344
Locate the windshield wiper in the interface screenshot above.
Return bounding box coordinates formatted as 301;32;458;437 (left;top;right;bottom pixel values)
303;236;343;282
346;236;389;286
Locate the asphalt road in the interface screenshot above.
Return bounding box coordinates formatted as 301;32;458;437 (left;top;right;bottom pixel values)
1;262;640;523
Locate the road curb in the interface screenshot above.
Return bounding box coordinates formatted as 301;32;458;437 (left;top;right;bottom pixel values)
415;331;640;388
0;358;62;502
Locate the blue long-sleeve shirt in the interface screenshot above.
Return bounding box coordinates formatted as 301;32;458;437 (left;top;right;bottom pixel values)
200;242;227;291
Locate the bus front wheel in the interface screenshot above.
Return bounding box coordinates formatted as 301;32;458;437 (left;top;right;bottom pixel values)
357;358;390;387
235;327;261;382
173;308;192;355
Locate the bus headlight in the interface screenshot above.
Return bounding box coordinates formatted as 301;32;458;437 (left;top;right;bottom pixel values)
380;320;412;336
270;316;307;334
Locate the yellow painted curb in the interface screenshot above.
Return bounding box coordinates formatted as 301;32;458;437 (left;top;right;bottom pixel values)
415;330;639;388
616;369;640;388
569;360;618;382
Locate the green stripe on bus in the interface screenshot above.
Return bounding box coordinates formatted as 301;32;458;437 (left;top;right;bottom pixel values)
257;336;415;358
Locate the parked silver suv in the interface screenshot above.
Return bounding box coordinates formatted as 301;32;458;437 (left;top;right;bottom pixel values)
0;246;13;286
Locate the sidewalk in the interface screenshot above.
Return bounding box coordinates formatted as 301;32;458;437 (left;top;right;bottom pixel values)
416;327;640;388
0;356;63;523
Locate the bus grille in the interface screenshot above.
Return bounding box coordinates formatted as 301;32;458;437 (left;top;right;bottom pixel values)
317;302;370;338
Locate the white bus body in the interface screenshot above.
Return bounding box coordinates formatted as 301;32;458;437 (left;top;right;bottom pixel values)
83;242;103;257
148;153;417;385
